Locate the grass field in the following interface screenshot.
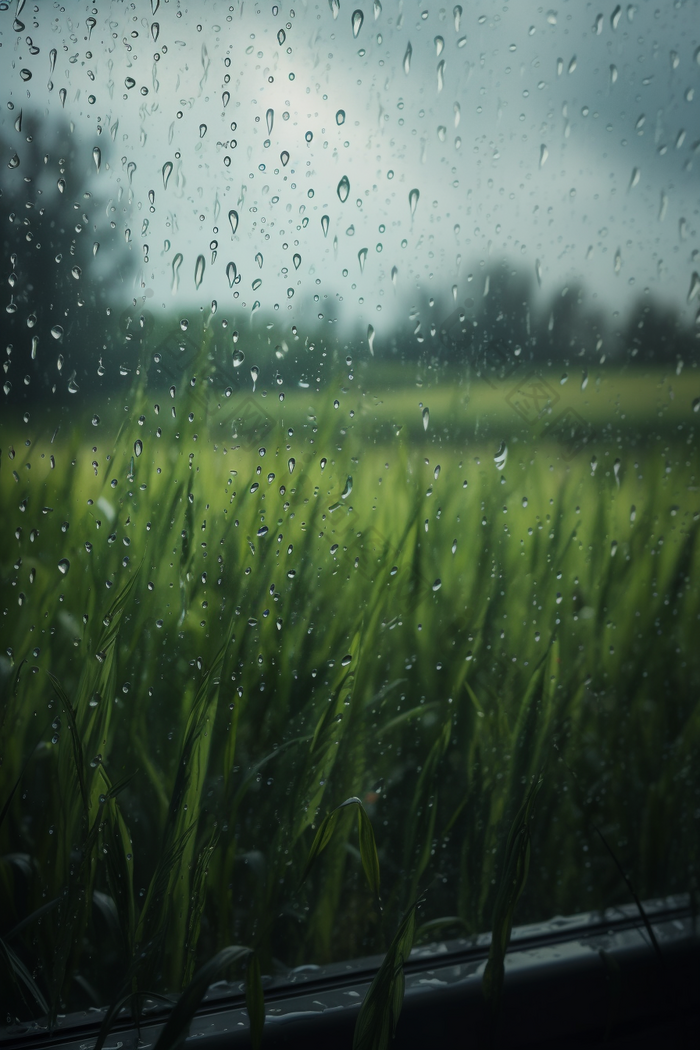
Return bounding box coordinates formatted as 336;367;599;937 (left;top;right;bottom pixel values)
1;342;699;1026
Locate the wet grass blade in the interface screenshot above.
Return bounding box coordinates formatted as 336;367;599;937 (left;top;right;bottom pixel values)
153;946;258;1050
593;822;663;965
0;935;49;1017
482;776;542;1027
357;804;381;899
245;951;265;1050
47;671;88;814
301;796;379;895
352;900;419;1050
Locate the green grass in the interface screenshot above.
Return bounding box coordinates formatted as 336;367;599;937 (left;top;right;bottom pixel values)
1;336;699;1027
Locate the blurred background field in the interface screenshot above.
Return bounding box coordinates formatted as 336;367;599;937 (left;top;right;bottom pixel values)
2;354;699;1021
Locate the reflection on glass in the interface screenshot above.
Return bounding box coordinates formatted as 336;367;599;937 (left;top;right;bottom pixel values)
1;0;698;1031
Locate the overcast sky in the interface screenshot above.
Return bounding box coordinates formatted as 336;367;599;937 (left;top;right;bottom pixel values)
2;0;699;339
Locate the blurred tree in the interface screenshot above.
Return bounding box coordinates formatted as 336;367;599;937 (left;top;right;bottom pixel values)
623;295;697;368
0;109;137;407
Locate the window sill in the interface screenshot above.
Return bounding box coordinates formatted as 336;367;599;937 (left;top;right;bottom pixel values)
3;896;698;1050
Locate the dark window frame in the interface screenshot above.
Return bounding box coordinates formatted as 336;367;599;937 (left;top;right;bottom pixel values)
3;895;698;1049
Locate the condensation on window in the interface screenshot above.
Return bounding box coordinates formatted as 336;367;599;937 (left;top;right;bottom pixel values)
1;0;699;1030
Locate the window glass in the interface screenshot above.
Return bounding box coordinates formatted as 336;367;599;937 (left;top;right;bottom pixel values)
1;0;699;1027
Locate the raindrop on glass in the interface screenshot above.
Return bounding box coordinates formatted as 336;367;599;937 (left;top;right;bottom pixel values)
171;252;183;293
194;254;205;289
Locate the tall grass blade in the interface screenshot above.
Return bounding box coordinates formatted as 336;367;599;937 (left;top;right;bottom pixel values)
352;900;419;1050
0;936;49;1017
153;946;258;1050
482;776;542;1027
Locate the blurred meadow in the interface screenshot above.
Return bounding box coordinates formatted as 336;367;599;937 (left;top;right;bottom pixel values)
1;328;699;1022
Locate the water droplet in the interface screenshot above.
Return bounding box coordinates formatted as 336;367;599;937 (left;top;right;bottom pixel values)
628;167;640;190
590;455;598;475
403;41;412;74
535;259;542;286
20;69;32;82
341;476;353;500
194;254;205;289
321;214;330;236
522;496;528;508
171;252;183;293
437;59;445;93
494;442;508;470
58;559;70;575
337;175;350;203
329;0;340;19
57;178;66;194
199;123;207;139
92;146;101;173
266;108;274;135
610;540;618;557
7;154;20;169
539;144;549;168
288;457;295;474
432;579;442;592
162;161;173;189
409;187;420;216
422;406;430;431
226;261;237;288
50;325;64;341
687;272;700;303
134;439;143;457
59;88;67;107
49;48;57;73
610;64;618;84
614;248;622;274
277;28;286;45
659;191;668;221
229;209;239;235
367;324;375;355
358;247;368;272
435;35;444;57
151;21;160;42
352;9;364;37
280;150;290;166
233;348;245;367
454;5;462;31
251;365;259;389
611;4;621;29
336;109;346;125
391;266;398;285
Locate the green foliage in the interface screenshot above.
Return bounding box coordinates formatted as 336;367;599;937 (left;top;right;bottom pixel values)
482;776;542;1025
1;360;699;1025
352;902;419;1050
